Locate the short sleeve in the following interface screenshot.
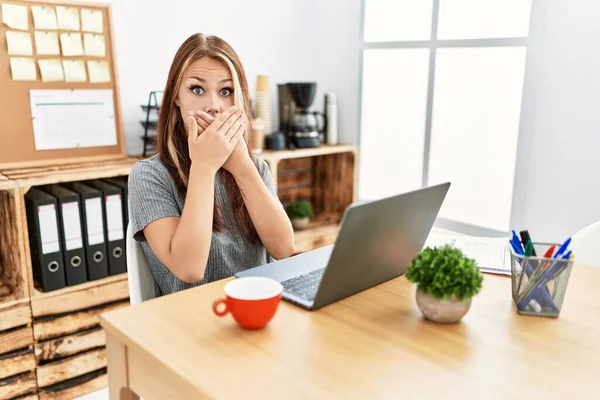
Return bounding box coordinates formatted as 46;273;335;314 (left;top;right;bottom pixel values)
256;157;277;198
128;160;181;242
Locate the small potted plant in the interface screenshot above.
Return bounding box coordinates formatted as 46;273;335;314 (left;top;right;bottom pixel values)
285;200;314;230
405;245;483;323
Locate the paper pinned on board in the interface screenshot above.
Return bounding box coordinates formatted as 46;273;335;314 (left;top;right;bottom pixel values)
38;59;64;82
56;6;80;31
424;233;512;275
29;89;118;150
1;3;28;30
34;31;60;55
10;57;36;81
81;9;103;33
62;60;87;82
32;5;58;30
6;31;33;55
87;60;111;83
83;33;105;57
60;32;84;56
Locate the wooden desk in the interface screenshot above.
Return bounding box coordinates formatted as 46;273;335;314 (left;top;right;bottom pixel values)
100;265;600;399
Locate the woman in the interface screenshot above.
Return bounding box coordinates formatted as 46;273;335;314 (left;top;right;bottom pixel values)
128;33;295;296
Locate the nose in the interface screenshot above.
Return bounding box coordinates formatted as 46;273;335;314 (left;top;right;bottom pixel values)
204;93;221;118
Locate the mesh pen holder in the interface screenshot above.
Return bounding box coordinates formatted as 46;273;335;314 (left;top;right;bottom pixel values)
510;242;574;317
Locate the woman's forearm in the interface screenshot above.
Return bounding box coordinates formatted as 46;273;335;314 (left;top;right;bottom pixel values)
234;167;295;259
170;165;215;282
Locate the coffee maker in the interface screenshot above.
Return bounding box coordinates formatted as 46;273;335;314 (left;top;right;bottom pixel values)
278;82;325;148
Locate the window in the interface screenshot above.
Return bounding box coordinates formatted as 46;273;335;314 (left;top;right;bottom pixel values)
359;0;532;233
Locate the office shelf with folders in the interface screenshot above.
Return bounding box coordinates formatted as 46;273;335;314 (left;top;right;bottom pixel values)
140;91;163;157
0;157;135;399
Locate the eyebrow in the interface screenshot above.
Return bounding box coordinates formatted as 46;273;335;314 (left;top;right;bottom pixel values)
189;76;233;84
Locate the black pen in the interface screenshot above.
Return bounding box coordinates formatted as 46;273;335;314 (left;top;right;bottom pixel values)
519;230;537;256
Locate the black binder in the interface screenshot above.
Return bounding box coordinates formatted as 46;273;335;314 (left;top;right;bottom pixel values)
24;188;66;292
64;182;109;281
87;180;127;275
40;185;88;286
104;177;129;230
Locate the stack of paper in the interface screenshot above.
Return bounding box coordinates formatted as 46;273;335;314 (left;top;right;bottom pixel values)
424;233;512;275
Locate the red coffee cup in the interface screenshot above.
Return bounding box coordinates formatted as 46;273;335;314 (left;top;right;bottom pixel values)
212;277;283;329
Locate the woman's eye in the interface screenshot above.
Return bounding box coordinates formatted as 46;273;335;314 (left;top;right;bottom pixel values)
191;86;203;95
220;88;232;96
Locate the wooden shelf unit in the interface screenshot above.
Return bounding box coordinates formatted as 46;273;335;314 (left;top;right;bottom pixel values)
261;145;358;253
1;158;137;400
31;274;129;400
0;183;37;400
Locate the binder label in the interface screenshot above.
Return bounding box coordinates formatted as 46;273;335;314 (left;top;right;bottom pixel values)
106;194;124;241
38;204;60;254
85;198;104;245
62;202;83;250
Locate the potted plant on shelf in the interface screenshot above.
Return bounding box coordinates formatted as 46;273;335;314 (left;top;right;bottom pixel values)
285;200;314;230
405;245;484;324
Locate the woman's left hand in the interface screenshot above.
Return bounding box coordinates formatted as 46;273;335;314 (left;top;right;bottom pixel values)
194;110;253;177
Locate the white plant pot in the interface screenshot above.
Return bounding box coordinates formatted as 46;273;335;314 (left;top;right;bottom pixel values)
291;217;310;230
415;290;472;324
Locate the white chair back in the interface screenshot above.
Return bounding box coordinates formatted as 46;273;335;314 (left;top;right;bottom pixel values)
570;220;600;268
126;223;156;304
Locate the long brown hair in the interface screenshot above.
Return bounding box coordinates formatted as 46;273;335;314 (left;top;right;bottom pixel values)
157;33;259;243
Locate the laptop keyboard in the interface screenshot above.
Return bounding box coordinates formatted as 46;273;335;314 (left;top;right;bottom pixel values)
281;268;325;302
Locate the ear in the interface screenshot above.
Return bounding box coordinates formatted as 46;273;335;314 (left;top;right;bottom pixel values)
174;97;180;107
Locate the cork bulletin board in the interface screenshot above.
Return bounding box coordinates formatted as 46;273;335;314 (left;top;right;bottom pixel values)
0;0;125;169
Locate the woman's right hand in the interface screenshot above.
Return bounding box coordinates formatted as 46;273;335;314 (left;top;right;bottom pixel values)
186;106;244;174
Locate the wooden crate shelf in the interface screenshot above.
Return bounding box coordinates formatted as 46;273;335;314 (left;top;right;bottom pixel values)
0;174;16;191
0;187;31;306
261;145;358;254
37;368;107;400
0;157;136;399
0;182;37;399
30;275;129;399
293;217;341;254
0;371;38;400
31;274;129;318
2;158;138;190
0;299;37;400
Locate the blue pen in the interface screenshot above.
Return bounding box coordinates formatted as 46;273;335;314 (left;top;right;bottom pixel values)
553;237;571;259
509;238;523;255
511;231;524;253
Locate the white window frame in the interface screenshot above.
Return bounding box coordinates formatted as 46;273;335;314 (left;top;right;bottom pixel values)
357;0;539;237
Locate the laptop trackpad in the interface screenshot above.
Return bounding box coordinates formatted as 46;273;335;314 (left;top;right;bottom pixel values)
236;245;333;282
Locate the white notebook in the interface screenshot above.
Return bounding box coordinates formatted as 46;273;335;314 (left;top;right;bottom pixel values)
424;233;512;275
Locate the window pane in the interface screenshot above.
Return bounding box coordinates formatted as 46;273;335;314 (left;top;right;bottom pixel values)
437;0;532;40
363;0;433;42
359;49;430;200
428;47;527;231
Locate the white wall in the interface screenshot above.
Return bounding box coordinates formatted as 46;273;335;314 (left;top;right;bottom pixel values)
512;0;600;242
102;0;361;155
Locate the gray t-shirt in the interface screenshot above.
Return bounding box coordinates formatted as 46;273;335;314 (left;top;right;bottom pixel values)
128;154;276;297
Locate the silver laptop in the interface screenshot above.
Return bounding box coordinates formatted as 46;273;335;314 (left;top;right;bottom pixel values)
236;182;450;310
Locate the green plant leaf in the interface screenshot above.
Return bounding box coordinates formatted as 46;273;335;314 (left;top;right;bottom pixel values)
405;245;483;301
